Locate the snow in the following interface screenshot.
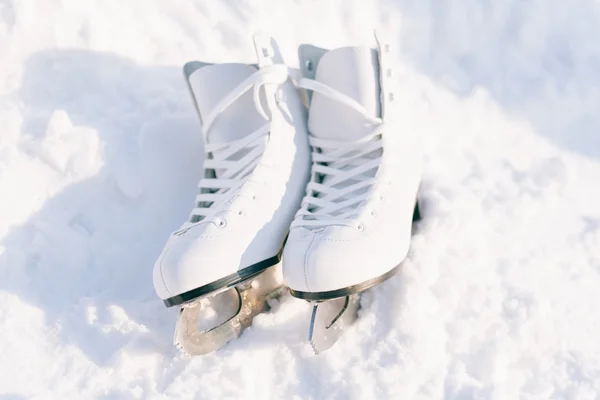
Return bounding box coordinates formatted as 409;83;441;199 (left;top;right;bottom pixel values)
1;0;599;398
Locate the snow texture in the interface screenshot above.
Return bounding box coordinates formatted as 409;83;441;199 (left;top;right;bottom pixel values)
1;0;599;399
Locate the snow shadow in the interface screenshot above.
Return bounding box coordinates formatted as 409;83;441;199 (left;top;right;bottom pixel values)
0;395;26;400
391;0;600;159
0;49;204;365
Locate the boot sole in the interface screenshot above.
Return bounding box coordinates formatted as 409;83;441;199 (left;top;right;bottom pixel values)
163;253;281;307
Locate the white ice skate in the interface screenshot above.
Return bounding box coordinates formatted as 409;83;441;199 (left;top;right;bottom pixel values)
283;35;422;353
153;34;310;355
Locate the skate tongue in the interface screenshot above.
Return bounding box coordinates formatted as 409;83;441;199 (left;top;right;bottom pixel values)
188;63;265;144
304;47;382;224
308;47;381;141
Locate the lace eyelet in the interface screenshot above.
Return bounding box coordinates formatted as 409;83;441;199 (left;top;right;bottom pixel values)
251;194;257;201
357;223;364;231
379;195;385;202
215;218;226;228
238;210;245;216
370;210;376;217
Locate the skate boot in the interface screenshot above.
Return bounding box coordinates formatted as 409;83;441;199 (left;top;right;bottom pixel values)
153;34;310;355
283;35;422;353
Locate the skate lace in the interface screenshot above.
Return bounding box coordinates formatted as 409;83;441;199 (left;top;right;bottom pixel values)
291;78;384;229
186;64;293;227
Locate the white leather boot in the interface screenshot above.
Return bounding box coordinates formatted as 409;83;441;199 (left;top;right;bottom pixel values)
283;37;421;352
153;34;310;355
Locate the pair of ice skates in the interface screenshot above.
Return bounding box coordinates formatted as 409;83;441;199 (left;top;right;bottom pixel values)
153;33;422;355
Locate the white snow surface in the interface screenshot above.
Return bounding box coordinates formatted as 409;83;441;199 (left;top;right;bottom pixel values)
1;0;600;399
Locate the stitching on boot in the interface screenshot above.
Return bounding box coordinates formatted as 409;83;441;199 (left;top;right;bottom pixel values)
159;247;173;296
303;235;317;292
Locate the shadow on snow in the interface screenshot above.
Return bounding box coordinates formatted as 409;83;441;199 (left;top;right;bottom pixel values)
0;49;204;366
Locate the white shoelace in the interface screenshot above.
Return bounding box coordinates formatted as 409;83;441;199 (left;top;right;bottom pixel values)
187;64;292;227
291;78;384;229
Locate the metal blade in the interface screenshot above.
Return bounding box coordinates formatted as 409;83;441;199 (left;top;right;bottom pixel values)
174;269;283;356
308;294;360;354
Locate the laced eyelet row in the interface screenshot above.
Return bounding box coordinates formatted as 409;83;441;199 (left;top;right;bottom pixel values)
357;196;385;230
189;65;293;225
